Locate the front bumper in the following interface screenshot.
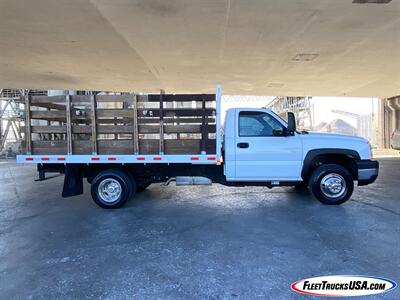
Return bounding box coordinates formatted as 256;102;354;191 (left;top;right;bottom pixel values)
357;160;379;186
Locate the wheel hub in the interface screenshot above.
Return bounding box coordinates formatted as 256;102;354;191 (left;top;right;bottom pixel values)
320;173;346;199
98;178;122;203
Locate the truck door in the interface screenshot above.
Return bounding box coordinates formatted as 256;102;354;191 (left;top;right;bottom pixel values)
234;110;302;181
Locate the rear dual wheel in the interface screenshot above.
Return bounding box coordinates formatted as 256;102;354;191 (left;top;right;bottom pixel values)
91;169;136;209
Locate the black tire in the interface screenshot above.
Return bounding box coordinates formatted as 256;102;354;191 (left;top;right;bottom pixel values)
124;171;136;200
308;164;354;205
91;169;136;209
136;183;151;193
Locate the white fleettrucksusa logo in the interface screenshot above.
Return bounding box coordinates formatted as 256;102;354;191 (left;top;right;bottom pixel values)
291;275;397;297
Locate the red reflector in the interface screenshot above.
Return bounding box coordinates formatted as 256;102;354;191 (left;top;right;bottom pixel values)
41;157;50;161
108;157;117;161
91;157;100;161
153;157;162;161
207;157;216;160
137;157;145;161
190;157;199;160
57;157;66;161
25;157;34;161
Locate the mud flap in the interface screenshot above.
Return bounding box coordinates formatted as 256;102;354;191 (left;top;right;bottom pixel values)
62;165;83;197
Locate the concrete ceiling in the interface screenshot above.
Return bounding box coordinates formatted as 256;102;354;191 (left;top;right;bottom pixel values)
0;0;399;96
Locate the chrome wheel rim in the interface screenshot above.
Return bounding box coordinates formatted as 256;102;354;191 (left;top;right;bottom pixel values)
98;178;122;203
320;173;346;199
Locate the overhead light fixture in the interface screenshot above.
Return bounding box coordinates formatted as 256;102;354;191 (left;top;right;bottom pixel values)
292;53;319;62
352;0;392;4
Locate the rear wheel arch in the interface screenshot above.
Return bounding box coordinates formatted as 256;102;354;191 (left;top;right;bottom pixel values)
301;149;360;182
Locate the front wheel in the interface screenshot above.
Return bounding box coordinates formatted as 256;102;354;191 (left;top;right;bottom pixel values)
91;169;136;209
308;164;354;205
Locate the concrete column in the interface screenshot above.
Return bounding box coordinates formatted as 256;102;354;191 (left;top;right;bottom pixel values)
376;98;385;148
384;96;400;148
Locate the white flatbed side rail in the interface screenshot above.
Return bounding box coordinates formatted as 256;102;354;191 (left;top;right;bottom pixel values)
16;154;218;164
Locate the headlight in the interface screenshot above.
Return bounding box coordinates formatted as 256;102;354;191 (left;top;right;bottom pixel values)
368;141;374;160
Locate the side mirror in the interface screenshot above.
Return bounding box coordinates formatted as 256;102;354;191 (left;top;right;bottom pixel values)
287;112;296;135
272;127;284;136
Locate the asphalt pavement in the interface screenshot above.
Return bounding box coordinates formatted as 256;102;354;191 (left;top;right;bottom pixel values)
0;159;399;299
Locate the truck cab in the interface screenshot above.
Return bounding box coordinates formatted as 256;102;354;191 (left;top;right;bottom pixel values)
224;108;303;182
223;108;378;204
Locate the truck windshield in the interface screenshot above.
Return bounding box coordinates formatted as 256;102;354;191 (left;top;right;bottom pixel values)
268;110;288;126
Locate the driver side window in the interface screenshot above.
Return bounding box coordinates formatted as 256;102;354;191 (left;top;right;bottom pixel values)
239;111;284;137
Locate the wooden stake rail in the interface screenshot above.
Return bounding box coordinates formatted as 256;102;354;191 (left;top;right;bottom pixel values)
22;92;217;155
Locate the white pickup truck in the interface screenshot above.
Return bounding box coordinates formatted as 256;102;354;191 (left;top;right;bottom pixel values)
17;86;378;208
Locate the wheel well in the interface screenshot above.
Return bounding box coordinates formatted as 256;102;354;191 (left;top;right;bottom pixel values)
85;165;151;186
302;154;358;181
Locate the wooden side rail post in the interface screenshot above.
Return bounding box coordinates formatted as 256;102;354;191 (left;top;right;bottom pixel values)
132;94;139;154
90;94;98;154
23;90;32;155
201;93;207;154
65;91;73;155
159;89;165;154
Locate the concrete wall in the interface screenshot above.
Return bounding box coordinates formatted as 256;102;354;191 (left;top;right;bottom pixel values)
382;96;400;148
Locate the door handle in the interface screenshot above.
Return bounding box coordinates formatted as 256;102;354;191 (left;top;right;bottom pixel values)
237;142;249;149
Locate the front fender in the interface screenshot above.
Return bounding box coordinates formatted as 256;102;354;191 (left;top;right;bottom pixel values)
301;148;360;179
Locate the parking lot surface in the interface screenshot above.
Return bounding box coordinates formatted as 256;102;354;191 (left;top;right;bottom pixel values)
0;159;399;299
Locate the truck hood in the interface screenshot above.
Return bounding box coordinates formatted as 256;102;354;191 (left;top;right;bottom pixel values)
299;131;371;160
304;131;367;143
